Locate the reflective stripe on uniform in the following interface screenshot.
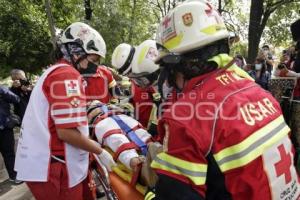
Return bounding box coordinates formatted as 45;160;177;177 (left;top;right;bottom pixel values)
109;80;117;88
51;107;86;115
214;115;290;172
151;152;207;185
54;116;87;125
147;105;158;129
144;191;155;200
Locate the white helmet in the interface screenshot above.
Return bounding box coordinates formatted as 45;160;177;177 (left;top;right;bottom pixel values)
156;0;228;61
111;43;135;75
60;22;106;58
130;40;159;76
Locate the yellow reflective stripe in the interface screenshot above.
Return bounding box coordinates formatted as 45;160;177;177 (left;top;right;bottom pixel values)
145;191;155;200
200;24;226;35
152;92;161;101
151;152;207;185
208;54;253;80
228;65;254;81
121;79;131;88
147;105;158;129
214;116;284;161
214;115;290;172
109;80;117;88
219;127;289;172
138;46;149;65
163;33;184;50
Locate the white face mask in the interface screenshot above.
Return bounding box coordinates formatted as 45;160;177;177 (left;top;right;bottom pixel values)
255;63;262;71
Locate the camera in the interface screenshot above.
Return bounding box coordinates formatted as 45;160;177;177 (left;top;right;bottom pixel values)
277;63;287;70
19;79;30;87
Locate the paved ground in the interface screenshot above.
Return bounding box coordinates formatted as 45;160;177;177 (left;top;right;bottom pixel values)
0;129;34;200
0;159;34;200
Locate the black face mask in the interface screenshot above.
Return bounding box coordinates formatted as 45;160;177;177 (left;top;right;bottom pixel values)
79;61;98;75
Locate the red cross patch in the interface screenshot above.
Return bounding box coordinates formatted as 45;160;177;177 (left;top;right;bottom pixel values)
64;80;80;96
275;144;292;184
161;14;177;43
77;27;91;40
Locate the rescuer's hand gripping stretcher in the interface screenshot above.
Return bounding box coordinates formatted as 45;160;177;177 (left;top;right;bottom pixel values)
87;100;162;200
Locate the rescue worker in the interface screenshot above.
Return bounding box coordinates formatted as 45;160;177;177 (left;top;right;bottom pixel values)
146;1;300;200
14;22;116;200
112;41;161;135
111;43;136;97
128;40;161;136
111;43;136;76
82;40;118;103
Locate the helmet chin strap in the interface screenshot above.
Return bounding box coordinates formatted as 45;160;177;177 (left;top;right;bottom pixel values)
65;43;87;71
158;66;183;99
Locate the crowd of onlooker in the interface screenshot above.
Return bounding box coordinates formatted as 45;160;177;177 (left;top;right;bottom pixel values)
234;44;300;92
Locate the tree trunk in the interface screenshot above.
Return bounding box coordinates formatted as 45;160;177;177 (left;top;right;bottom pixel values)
247;0;264;63
45;0;56;50
84;0;92;21
128;0;137;43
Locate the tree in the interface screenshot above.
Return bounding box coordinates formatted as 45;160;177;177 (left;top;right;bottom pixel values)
84;0;92;20
89;0;157;65
0;0;83;78
149;0;181;20
263;2;300;48
0;0;52;76
248;0;300;63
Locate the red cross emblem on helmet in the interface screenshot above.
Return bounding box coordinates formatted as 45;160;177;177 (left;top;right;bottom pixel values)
182;13;193;26
77;27;91;41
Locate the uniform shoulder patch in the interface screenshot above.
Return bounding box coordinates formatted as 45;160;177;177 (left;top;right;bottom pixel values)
64;80;80;96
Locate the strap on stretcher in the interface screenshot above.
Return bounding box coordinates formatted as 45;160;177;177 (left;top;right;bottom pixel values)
111;115;148;156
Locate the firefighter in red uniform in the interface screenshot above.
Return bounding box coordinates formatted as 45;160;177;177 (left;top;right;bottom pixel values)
145;1;300;200
129;40;161;135
81;37;118;103
112;41;161;135
14;22;116;200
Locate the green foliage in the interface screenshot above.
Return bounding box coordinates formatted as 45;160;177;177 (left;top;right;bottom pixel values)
230;42;248;59
2;0;299;79
263;2;300;48
0;0;52;77
89;0;157;65
0;0;159;77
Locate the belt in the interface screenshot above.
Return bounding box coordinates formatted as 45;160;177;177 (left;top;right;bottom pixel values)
51;155;65;164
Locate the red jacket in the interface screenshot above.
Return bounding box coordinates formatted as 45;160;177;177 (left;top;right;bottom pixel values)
84;66;116;103
152;69;300;199
130;81;158;128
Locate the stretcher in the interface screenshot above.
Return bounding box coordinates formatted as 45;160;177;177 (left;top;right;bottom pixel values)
91;153;145;200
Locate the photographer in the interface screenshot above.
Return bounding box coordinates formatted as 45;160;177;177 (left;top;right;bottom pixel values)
261;44;274;73
0;85;21;184
10;69;32;120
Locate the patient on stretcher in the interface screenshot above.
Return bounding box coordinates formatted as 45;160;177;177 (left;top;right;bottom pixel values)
87;100;155;173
